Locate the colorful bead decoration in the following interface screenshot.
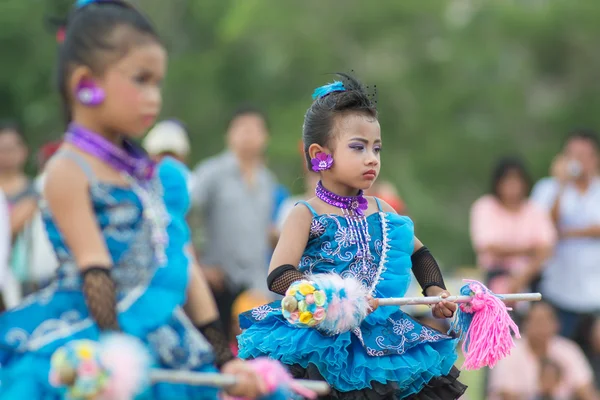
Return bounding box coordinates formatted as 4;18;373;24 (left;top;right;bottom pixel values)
282;280;328;328
49;340;109;399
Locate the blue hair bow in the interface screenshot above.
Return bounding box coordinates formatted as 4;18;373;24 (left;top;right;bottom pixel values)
312;81;346;100
76;0;97;7
76;0;123;8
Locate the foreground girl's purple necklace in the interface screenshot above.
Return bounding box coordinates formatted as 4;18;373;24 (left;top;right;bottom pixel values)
315;181;372;269
64;123;168;264
65;123;154;181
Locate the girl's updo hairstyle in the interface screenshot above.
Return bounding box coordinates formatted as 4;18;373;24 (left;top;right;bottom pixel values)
302;73;378;168
56;0;161;123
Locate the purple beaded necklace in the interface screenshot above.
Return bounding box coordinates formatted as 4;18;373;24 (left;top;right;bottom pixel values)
64;123;155;181
64;123;168;264
315;181;372;266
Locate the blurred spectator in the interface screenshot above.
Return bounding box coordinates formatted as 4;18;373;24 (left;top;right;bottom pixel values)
470;157;555;297
274;141;318;233
531;130;600;343
36;140;62;169
18;140;62;295
270;183;290;246
535;358;563;400
0;120;38;303
365;180;407;214
189;105;276;335
275;171;319;233
142;119;191;164
537;358;564;400
488;301;598;400
229;289;272;357
588;318;600;390
0;190;11;312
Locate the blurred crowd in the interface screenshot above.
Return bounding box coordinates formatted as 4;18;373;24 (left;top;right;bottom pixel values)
1;108;599;400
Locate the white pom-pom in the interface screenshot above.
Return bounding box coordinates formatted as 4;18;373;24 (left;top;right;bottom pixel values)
99;333;151;400
309;273;371;334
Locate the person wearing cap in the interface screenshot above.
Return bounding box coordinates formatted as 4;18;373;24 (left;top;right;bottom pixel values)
142;119;191;163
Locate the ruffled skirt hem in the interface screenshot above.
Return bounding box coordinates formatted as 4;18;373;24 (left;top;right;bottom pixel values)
288;363;467;400
238;310;460;397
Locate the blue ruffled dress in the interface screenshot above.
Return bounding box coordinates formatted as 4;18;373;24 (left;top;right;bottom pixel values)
0;152;219;399
238;200;465;399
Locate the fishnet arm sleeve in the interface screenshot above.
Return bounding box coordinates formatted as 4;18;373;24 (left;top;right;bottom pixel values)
267;264;305;295
411;247;447;296
82;267;120;331
197;320;233;369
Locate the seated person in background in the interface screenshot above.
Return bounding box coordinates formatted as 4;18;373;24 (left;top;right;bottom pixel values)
536;358;563;400
229;290;272;357
488;301;598;400
587;318;600;390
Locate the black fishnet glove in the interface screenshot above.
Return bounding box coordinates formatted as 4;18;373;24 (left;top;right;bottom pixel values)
411;247;447;296
267;264;304;295
81;267;120;331
197;320;233;369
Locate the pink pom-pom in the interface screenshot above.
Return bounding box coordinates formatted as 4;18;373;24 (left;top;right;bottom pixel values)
230;358;317;400
453;280;520;370
98;334;151;400
309;273;371;334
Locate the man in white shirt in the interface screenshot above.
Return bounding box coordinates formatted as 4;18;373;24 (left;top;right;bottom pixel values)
531;129;600;345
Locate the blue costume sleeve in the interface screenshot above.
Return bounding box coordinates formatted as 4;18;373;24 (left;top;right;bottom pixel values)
157;157;192;220
152;157;193;305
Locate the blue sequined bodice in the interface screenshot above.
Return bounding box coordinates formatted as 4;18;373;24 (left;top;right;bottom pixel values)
0;156;218;392
299;210;415;300
42;181;159;292
238;203;458;395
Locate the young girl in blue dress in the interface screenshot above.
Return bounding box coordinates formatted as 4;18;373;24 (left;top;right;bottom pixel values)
0;1;264;398
238;74;468;399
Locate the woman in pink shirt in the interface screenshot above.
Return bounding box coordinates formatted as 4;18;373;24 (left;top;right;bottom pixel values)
489;302;598;400
470;157;556;295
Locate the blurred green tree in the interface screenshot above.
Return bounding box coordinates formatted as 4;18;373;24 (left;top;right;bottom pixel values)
3;0;600;268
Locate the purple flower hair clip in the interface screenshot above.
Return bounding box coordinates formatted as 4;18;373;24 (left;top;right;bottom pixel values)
311;152;334;172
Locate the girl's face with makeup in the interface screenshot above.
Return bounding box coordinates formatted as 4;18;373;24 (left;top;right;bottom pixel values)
95;40;166;138
329;113;382;191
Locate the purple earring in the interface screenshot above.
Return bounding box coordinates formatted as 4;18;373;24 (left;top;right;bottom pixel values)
76;79;105;106
311;152;334;172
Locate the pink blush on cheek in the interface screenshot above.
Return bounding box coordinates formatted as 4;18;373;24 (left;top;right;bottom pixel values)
104;71;142;108
114;82;143;106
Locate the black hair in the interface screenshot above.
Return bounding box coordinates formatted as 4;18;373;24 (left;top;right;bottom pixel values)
525;300;558;321
0;119;22;135
490;156;532;198
302;73;378;168
229;104;269;129
564;128;600;150
0;119;26;143
56;0;161;124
